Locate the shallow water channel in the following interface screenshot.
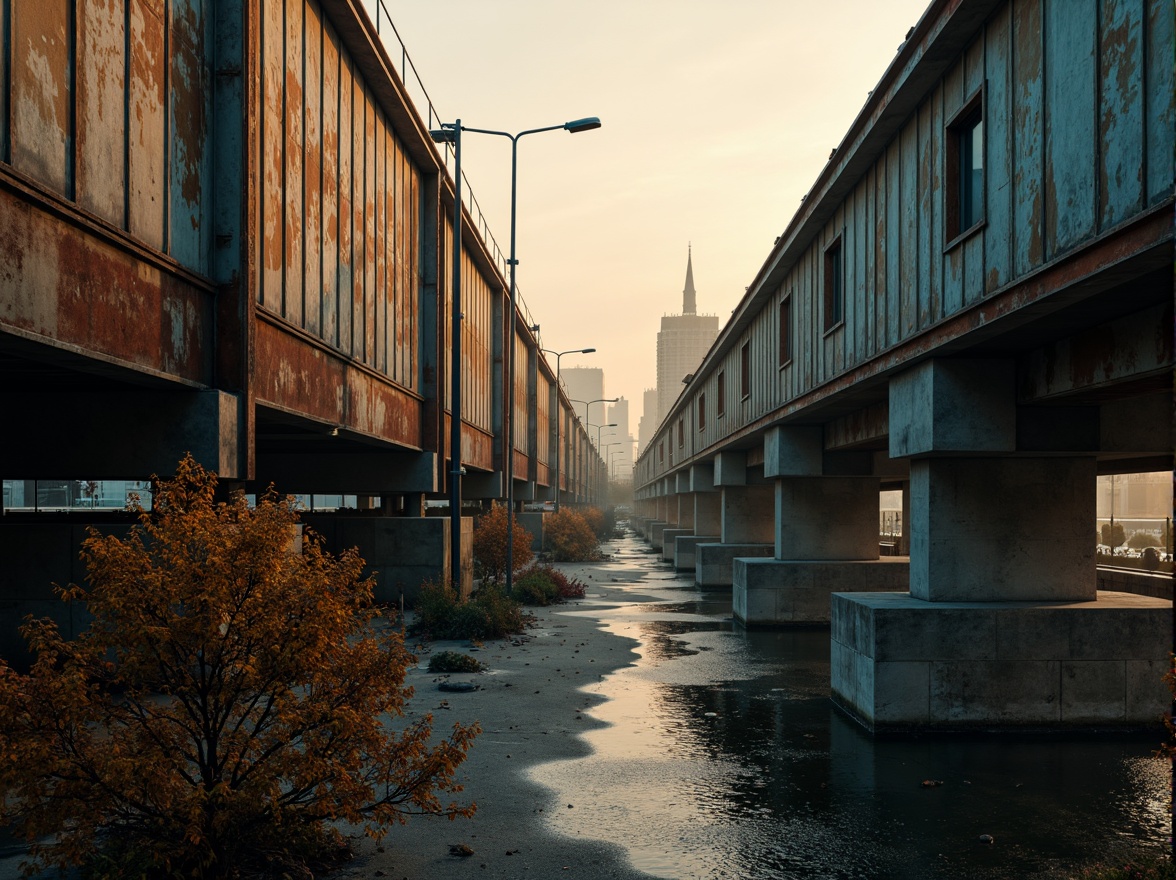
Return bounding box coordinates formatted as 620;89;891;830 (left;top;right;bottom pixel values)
533;532;1171;880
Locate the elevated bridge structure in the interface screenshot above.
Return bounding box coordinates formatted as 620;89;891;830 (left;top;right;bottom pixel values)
634;0;1174;732
0;0;604;664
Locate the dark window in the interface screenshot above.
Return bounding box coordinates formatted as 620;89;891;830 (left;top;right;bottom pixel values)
698;393;706;431
778;294;792;367
677;418;684;448
823;238;843;331
717;371;725;417
740;342;750;401
659;441;664;464
947;91;984;239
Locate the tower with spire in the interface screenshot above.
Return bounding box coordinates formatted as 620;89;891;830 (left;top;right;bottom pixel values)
653;245;720;430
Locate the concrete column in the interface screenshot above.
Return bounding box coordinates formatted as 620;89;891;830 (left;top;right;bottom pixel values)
677;495;695;529
694;492;721;534
775;476;879;560
721;485;773;543
910;456;1096;602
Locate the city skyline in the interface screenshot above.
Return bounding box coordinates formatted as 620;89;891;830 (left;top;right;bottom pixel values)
385;0;934;429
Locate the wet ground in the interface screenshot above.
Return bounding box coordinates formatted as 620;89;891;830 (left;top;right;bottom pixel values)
534;530;1172;880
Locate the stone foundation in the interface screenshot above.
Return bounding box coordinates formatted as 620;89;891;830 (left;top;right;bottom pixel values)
660;529;692;563
674;535;719;572
830;591;1172;732
695;543;773;587
734;558;909;625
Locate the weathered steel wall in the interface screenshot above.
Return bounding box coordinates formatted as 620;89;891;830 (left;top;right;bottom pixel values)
258;0;419;392
4;0;211;272
639;0;1174;487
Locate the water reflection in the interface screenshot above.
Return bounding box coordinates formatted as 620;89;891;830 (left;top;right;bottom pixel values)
535;535;1170;880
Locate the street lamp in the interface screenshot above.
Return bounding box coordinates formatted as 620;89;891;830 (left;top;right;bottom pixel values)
610;449;626;479
428;121;466;589
571;397;619;431
433;116;601;591
542;347;595;512
590;422;617;449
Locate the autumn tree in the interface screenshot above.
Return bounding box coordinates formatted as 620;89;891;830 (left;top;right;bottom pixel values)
544;509;599;562
472;502;533;584
0;455;479;879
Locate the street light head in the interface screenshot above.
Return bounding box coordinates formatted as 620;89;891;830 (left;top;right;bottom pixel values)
581;348;597;354
564;116;602;133
429;128;456;144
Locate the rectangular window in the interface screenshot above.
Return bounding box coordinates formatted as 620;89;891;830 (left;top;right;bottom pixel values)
698;392;706;431
677;418;684;448
717;371;725;417
740;342;750;401
823;237;843;331
947;90;984;240
659;441;664;464
778;293;792;367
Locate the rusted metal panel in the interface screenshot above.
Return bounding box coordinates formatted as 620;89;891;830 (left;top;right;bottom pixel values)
321;19;340;348
825;403;890;451
1012;0;1045;277
12;0;72;195
76;0;127;226
850;180;865;364
129;0;165;251
1145;0;1175;205
983;2;1013;294
169;0;208;275
536;371;550;466
462;253;494;433
284;0;304;323
917;100;934;325
253;316;422;449
0;186;212;383
513;332;528;451
942;61;965;316
336;54;353;351
1044;0;1097;257
373;113;386;374
1020;302;1173;401
361;81;375;364
303;0;323;338
260;0;283;312
462;423;493;472
1098;0;1145;230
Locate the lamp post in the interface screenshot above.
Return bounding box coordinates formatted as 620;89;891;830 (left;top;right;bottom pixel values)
542;347;595;512
610;449;626;479
571;397;619;432
434;116;600;591
428;121;466;591
590;422;617;449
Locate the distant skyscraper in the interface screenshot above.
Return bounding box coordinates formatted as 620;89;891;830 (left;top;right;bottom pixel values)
561;367;606;426
656;246;720;423
637;387;659;455
606;397;632;478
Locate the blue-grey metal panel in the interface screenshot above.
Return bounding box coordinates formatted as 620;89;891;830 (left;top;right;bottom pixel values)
169;0;208;274
984;2;1013;294
1145;0;1175;205
1044;0;1098;257
1013;0;1045;276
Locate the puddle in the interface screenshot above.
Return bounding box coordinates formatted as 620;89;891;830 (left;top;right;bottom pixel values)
532;533;1171;880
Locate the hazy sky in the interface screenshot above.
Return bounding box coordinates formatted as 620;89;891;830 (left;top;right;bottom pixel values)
383;0;934;432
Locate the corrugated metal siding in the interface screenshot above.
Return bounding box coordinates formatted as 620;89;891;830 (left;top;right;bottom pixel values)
258;0;420;391
640;0;1174;486
513;331;528;452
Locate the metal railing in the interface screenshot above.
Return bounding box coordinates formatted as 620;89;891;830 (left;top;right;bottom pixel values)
362;1;540;336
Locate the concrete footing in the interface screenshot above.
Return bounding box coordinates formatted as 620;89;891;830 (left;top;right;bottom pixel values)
734;558;909;625
674;535;720;572
660;529;692;563
695;543;774;587
648;521;671;551
830;591;1172;732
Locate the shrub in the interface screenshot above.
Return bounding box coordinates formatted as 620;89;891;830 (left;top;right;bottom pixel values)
0;455;478;880
473;502;534;584
512;569;559;606
428;651;484;673
1101;522;1126;550
582;506;606;538
544;509;599;562
517;563;587;601
1142;547;1161;571
411;581;525;641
